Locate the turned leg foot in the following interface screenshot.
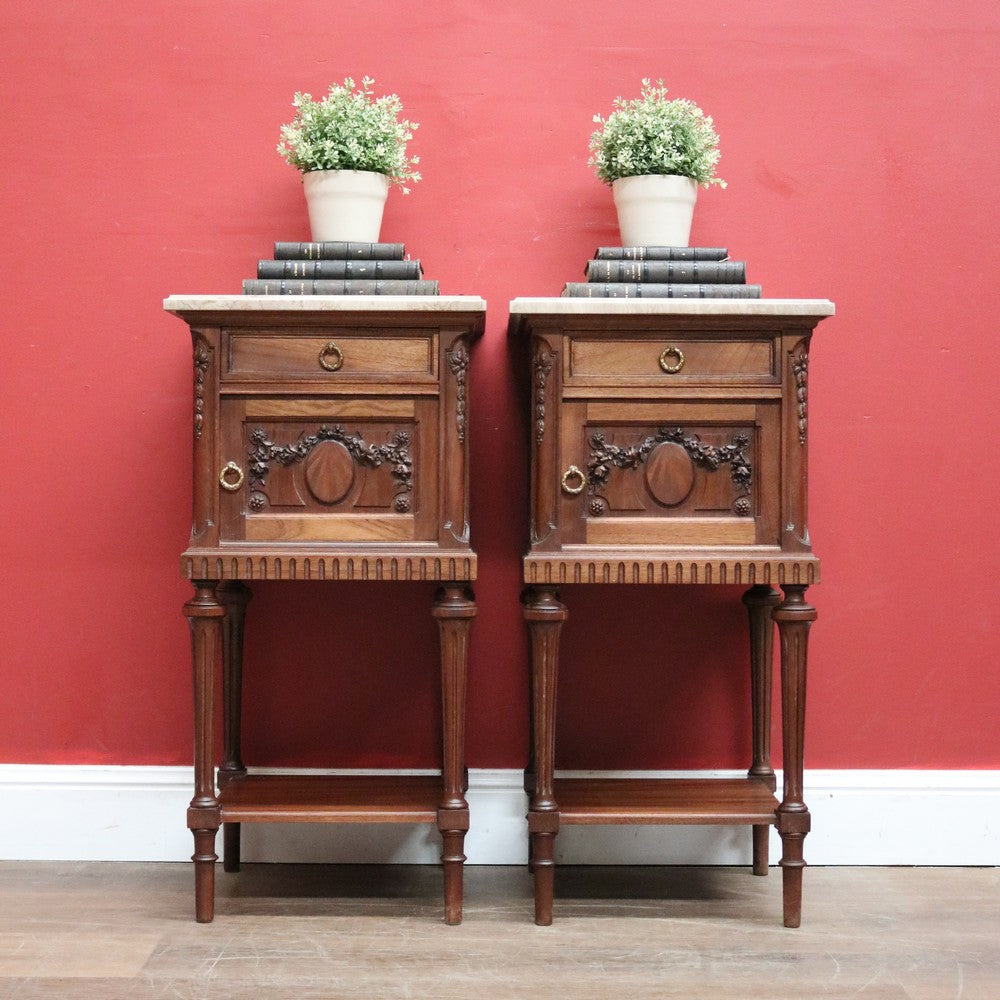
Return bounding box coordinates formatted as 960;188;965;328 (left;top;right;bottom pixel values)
778;825;808;928
440;827;468;926
223;824;241;874
530;829;556;926
752;825;770;876
192;828;219;923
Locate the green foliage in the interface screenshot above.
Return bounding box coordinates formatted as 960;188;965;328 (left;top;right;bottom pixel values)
589;79;724;187
278;77;421;192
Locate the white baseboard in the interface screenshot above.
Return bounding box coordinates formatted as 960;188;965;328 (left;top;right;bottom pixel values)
1;765;997;865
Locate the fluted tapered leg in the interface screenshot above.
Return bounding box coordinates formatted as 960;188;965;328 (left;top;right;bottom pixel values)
433;584;476;925
523;585;567;926
184;581;225;923
217;581;251;873
774;584;816;928
743;584;781;875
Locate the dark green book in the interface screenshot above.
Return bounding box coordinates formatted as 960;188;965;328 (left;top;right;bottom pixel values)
586;259;746;283
562;282;762;299
594;246;729;262
258;258;422;280
273;241;406;261
243;278;439;295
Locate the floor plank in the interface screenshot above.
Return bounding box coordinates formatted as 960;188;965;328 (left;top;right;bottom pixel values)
0;863;996;999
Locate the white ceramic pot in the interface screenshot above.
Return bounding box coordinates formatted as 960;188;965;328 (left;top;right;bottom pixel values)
302;169;391;242
612;174;698;247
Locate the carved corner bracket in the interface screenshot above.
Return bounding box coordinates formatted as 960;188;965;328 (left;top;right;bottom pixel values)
533;345;554;445
192;335;211;439
791;341;810;446
246;425;413;509
446;339;470;444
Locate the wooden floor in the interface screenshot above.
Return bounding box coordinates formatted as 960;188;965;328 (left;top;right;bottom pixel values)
0;862;996;998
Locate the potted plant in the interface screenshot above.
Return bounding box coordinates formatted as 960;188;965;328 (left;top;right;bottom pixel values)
277;76;421;242
588;79;725;247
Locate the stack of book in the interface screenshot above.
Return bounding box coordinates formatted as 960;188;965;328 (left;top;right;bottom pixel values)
242;242;439;295
562;246;761;299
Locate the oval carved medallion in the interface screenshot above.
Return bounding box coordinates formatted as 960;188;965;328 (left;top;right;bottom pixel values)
644;442;695;507
304;440;356;505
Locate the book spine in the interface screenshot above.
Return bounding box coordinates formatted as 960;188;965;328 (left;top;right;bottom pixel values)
272;242;406;261
562;283;762;299
594;246;729;262
257;259;423;280
243;279;440;295
585;260;746;283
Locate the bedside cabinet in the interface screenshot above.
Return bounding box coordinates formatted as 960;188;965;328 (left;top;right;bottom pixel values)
165;295;485;924
509;297;834;926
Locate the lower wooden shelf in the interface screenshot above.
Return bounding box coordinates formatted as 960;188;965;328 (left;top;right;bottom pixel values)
553;777;779;826
219;773;442;824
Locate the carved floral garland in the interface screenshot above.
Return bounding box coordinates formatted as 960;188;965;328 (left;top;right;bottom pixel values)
247;425;412;507
587;426;752;494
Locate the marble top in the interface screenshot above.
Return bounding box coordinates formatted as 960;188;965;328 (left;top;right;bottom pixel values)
163;294;487;314
509;297;835;317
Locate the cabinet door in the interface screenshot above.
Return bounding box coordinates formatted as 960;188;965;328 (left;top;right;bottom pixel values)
555;399;780;548
217;397;438;544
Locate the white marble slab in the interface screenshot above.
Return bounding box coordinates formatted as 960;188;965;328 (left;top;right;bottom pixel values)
163;294;486;314
509;297;835;317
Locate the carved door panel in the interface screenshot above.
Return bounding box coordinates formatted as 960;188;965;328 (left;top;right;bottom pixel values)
218;397;439;544
556;399;781;548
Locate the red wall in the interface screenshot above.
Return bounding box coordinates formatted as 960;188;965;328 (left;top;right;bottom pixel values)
3;2;998;770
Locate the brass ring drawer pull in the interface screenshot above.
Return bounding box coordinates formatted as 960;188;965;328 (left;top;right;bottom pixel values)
561;465;586;495
659;346;685;374
219;461;244;492
318;341;344;372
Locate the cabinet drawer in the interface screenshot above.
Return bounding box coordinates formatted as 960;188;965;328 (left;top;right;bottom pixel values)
565;335;777;386
223;330;437;382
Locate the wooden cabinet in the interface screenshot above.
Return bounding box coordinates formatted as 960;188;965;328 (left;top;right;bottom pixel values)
165;295;485;924
509;297;834;926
